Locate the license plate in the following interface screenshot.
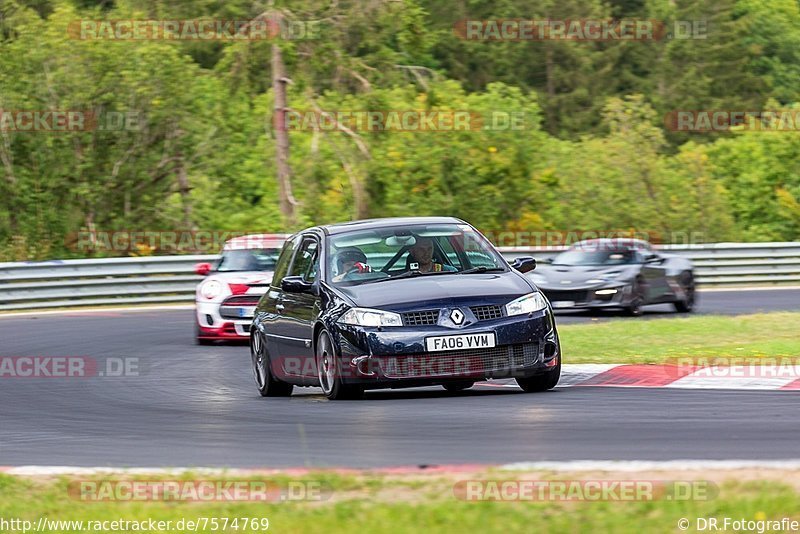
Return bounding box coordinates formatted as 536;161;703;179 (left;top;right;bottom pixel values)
425;332;496;352
552;301;575;309
238;306;256;318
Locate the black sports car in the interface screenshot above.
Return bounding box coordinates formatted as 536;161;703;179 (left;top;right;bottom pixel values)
249;217;560;399
526;238;695;316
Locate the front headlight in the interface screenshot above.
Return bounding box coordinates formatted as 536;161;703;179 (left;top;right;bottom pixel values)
505;292;549;316
199;279;224;300
338;307;403;327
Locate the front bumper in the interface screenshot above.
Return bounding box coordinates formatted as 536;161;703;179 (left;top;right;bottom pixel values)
539;284;634;310
196;301;251;339
333;309;560;388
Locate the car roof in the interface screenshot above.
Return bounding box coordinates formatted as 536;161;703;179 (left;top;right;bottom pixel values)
314;217;467;236
223;233;289;251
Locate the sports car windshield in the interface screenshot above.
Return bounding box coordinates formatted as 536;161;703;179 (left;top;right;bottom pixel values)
327;224;507;286
216;248;281;272
552;248;639;266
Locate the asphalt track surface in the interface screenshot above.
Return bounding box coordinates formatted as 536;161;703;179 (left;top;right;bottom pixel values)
0;288;798;468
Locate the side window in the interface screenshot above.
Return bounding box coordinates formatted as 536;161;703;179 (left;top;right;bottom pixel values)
271;235;301;288
288;238;319;282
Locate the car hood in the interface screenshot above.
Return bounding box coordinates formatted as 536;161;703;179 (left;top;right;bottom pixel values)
334;272;535;310
208;271;274;285
529;264;637;289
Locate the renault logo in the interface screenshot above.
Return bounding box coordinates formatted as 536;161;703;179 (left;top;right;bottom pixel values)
450;308;465;325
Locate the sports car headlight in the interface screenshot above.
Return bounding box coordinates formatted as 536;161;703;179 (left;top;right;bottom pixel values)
338;307;403;327
505;292;548;316
199;280;224;300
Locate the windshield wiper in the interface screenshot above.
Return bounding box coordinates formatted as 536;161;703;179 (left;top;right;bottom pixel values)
362;269;452;284
458;266;506;274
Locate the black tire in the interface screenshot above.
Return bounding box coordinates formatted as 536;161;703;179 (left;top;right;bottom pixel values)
625;277;645;317
442;381;474;392
516;360;561;392
195;323;215;345
251;329;293;397
316;330;363;400
673;272;696;313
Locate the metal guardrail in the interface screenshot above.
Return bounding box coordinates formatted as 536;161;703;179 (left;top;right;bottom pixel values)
1;243;799;311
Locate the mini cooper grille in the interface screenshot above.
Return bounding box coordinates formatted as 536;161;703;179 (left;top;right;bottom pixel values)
402;310;440;326
470;305;503;321
222;295;261;306
219;295;261;320
380;343;539;379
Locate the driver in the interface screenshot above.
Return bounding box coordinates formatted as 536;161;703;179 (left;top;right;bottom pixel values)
332;247;372;282
408;237;456;273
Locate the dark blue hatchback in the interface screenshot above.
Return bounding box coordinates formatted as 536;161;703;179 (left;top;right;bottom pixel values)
250;217;561;399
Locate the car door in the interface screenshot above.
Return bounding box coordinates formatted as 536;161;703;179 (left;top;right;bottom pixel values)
278;235;321;382
640;250;670;302
256;235;301;377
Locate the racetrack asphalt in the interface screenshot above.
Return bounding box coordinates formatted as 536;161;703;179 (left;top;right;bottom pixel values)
0;288;798;468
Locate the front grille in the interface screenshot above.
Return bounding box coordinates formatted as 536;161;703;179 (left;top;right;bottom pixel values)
219;295;260;320
542;290;588;303
222;295;261;306
402;310;440;326
470;305;503;321
380;343;538;379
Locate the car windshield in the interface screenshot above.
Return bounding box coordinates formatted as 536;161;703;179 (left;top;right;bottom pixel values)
216;248;281;272
552;248;639;266
327;223;506;286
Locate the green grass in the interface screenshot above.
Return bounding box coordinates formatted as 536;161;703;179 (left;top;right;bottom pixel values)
1;473;799;533
560;312;800;364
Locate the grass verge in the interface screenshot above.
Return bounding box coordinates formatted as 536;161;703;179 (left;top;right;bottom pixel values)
560;312;800;364
1;471;799;533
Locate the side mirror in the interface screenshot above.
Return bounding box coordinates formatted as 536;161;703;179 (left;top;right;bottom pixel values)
281;275;314;294
510;256;537;274
644;254;661;264
194;262;212;276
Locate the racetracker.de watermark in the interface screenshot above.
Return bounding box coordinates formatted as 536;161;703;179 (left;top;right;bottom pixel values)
277;110;530;132
667;357;800;380
0;357;140;378
453;19;707;41
665;110;800;132
481;230;707;248
68;19;321;40
66;230;277;254
69;479;328;502
0;110;142;132
454;479;718;501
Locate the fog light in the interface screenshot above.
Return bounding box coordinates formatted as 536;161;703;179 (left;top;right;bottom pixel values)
595;289;618;295
544;341;558;359
351;355;374;376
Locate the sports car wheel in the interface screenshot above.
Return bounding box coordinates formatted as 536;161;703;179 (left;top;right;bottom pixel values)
442;381;474;392
251;329;293;397
625;278;645;317
516;360;561;392
316;330;363;400
674;272;696;313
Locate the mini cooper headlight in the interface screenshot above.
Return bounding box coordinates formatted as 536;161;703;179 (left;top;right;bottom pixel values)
505;292;548;316
199;279;224;300
338;307;403;327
